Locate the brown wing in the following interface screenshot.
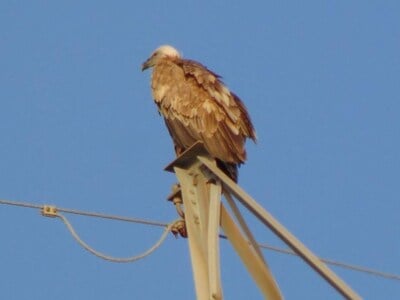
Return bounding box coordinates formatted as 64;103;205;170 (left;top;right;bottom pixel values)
151;58;256;164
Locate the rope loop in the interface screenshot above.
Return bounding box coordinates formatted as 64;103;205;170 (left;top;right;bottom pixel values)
55;211;179;263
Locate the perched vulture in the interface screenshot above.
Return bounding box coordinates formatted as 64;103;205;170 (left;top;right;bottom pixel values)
142;45;256;182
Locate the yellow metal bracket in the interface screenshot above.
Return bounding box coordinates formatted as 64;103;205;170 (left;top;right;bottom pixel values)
41;205;58;217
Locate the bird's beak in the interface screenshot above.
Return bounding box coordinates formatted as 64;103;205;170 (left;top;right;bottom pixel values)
141;58;151;71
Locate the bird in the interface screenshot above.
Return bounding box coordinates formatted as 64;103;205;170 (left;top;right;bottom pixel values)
142;45;256;182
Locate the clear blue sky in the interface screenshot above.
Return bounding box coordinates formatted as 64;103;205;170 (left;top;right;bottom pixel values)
1;1;399;299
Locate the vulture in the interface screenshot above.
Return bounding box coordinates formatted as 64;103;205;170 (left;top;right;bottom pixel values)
142;45;256;182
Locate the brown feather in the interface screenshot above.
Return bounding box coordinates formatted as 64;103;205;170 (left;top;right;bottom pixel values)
145;47;256;181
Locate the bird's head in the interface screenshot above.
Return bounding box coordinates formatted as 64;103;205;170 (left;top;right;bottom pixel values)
141;45;181;71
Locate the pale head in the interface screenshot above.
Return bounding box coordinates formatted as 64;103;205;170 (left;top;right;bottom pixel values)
142;45;181;71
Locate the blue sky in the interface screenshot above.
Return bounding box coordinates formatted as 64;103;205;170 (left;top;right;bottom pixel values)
1;1;399;299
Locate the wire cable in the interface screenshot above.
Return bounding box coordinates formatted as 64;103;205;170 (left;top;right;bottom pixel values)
57;206;167;227
218;233;400;281
0;199;167;227
1;198;399;281
56;211;176;263
256;241;400;281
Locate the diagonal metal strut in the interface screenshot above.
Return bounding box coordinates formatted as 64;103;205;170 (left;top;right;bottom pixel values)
198;155;362;300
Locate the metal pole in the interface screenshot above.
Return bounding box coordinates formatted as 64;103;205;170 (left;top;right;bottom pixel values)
198;156;362;300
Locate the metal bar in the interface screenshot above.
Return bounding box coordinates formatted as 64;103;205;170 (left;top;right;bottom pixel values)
174;166;210;299
224;191;266;264
198;156;362;300
220;203;283;299
208;181;223;300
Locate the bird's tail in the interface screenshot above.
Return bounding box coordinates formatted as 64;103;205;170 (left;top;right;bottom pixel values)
216;160;238;183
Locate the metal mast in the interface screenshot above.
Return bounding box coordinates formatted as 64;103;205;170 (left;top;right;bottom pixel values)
166;142;361;300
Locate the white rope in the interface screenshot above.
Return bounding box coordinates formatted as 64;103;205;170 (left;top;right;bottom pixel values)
56;212;176;263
